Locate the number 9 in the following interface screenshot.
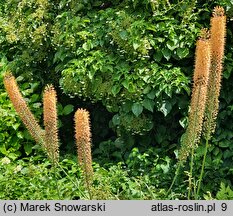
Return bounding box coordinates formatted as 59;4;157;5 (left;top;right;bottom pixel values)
221;203;227;211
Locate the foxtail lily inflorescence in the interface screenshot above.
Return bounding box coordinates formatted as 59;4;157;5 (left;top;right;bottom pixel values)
74;108;93;179
43;84;59;164
179;29;211;162
203;6;226;140
3;72;45;147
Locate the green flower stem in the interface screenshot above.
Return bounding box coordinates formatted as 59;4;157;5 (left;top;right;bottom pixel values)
188;147;194;200
166;162;182;197
57;163;87;199
197;137;209;198
53;166;61;199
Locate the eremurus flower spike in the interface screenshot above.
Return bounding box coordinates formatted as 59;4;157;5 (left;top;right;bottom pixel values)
3;72;45;146
203;6;226;140
193;29;210;84
197;7;226;196
43;84;59;164
179;29;211;162
74;108;93;178
211;6;226;58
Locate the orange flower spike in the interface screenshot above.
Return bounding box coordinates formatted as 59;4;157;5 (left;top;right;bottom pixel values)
3;72;45;146
178;30;211;162
211;6;226;60
43;84;59;164
193;29;211;84
74;108;93;177
203;6;227;139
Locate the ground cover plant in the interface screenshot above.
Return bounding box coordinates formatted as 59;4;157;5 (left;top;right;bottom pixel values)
0;0;233;200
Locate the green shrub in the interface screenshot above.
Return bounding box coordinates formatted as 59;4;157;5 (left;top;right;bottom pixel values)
0;0;232;199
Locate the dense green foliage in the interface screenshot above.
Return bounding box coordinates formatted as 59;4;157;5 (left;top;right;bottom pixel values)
0;0;233;199
0;154;168;200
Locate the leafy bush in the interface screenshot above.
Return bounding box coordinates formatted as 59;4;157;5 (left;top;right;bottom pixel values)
0;155;165;200
0;156;84;199
0;0;232;200
216;183;233;200
0;0;232;154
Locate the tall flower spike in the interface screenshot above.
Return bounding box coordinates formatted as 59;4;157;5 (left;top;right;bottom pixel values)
43;84;59;164
179;29;211;162
74;108;93;180
203;6;226;140
3;72;45;146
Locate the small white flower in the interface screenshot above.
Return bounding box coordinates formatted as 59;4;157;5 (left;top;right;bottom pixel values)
0;157;11;165
14;165;23;173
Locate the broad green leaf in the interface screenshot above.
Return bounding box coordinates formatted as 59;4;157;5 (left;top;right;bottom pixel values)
0;145;7;154
177;47;189;59
122;79;129;89
16;76;24;82
88;69;96;80
224;65;232;79
133;42;140;50
167;40;177;51
31;94;39;102
143;86;151;94
147;89;156;100
24;143;33;155
114;138;124;149
128;83;135;93
213;147;220;156
63;104;74;115
223;150;233;159
12;123;20;130
122;101;133;112
159;101;172;116
154;51;163;62
57;103;63;115
119;31;128;40
30;83;39;90
32;102;41;108
112;114;120;126
17;131;24;139
132;103;143;117
23;130;33;140
229;105;233;111
82;42;91;51
143;98;155;112
157;37;165;42
179;117;188;128
103;65;113;73
8;152;20;160
112;151;123;160
219;141;230;148
111;85;121;96
113;73;122;81
162;48;171;60
92;76;102;92
0;133;5;142
53;48;67;62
